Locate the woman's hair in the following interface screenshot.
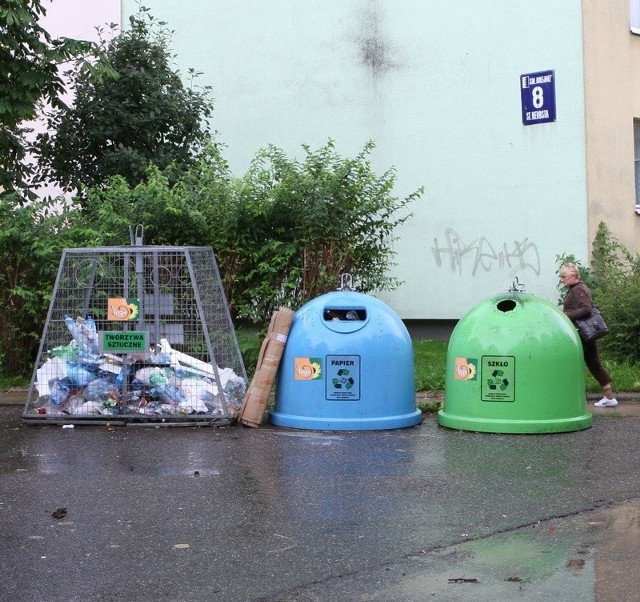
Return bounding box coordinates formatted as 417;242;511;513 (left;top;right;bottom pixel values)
560;262;580;278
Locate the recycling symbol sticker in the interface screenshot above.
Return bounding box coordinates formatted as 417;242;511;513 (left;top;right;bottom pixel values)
326;355;361;401
488;369;509;391
332;368;355;390
481;356;515;402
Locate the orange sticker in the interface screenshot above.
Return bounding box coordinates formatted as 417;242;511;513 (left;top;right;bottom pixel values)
294;357;322;380
454;357;477;380
108;298;140;321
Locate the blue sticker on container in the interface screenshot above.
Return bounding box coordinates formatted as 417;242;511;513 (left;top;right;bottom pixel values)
326;355;360;401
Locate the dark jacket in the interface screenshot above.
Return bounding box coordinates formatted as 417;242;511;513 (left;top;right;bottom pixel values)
563;281;593;321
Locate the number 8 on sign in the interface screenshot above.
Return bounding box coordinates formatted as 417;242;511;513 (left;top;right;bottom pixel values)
532;86;544;109
520;70;556;125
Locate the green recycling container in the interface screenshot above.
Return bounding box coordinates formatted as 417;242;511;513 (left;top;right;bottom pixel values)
438;292;592;434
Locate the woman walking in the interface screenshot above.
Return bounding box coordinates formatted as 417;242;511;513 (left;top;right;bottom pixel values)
559;262;617;407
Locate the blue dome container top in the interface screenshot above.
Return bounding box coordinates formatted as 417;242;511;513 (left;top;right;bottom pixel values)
270;290;422;431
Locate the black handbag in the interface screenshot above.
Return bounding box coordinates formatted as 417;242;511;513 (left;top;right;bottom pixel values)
575;307;609;343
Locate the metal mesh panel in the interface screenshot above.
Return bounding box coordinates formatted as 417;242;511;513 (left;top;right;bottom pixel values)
23;246;246;425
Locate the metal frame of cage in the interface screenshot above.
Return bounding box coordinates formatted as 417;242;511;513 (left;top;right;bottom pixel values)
22;236;246;426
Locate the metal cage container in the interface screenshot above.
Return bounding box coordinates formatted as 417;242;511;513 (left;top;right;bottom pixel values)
23;239;246;425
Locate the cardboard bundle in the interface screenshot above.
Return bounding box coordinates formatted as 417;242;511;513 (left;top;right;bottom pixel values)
239;307;294;427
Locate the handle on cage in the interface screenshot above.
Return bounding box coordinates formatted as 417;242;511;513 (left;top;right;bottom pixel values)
129;224;145;246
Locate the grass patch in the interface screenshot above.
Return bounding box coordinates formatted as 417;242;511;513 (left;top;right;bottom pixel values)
0;375;30;389
416;399;442;413
237;334;639;395
588;358;640;394
414;340;447;392
236;325;264;377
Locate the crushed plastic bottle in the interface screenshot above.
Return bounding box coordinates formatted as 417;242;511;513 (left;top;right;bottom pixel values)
135;367;168;387
153;383;186;405
114;365;128;390
84;377;117;402
179;398;209;414
224;377;247;412
49;379;71;405
63;314;98;354
66;364;96;387
148;371;169;387
64;396;86;415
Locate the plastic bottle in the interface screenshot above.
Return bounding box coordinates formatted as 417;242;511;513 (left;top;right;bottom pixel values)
63;314;98;354
66;364;97;387
49;380;71;405
155;384;186;404
84;377;116;402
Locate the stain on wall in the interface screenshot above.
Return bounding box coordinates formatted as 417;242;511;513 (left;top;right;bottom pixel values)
354;0;398;77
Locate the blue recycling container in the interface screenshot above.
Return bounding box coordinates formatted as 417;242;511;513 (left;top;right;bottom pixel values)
270;290;422;430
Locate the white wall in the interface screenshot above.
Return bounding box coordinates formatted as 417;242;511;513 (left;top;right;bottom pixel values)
122;0;588;318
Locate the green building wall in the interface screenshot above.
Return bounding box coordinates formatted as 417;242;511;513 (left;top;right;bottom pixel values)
122;0;588;319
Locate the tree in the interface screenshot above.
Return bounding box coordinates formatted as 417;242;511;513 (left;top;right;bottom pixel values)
34;6;214;195
0;0;109;200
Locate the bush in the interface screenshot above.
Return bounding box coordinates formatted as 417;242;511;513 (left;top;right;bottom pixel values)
218;140;423;322
78;140;423;323
0;195;82;375
590;224;640;362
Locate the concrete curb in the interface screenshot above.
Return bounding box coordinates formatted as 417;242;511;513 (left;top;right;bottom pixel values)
0;389;27;406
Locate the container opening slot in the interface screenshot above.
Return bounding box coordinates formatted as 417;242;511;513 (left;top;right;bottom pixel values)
323;308;367;321
497;299;517;312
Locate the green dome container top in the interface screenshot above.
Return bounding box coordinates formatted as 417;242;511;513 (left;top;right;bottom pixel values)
438;292;592;434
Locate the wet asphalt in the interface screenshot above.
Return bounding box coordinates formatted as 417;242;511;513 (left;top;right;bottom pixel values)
1;396;640;602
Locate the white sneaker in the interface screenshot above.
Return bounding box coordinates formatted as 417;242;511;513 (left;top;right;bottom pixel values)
594;397;618;408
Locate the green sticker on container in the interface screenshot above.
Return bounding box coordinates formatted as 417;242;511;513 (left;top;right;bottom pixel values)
100;331;149;353
481;355;515;402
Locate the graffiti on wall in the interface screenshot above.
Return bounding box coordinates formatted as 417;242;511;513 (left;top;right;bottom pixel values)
431;228;540;276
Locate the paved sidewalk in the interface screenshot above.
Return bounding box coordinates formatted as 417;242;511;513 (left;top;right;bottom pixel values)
2;403;640;601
